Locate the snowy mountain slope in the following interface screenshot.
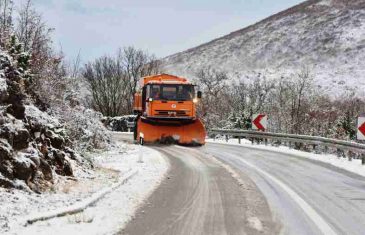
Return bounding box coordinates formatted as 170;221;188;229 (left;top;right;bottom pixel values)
162;0;365;96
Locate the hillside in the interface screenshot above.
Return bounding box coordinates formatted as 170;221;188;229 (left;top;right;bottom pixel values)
162;0;365;97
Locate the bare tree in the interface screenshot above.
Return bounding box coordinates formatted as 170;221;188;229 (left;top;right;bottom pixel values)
195;67;230;128
288;67;314;134
119;46;161;113
16;0;54;74
83;56;127;117
266;75;292;133
0;0;13;47
84;47;160;116
68;50;82;79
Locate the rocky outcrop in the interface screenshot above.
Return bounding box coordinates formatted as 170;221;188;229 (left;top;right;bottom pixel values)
0;107;78;192
0;48;80;192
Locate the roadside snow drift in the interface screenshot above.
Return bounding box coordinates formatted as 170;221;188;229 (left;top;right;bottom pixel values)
207;138;365;177
1;142;169;235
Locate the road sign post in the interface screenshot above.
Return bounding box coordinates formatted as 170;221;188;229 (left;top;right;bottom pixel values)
252;114;267;131
357;115;365;141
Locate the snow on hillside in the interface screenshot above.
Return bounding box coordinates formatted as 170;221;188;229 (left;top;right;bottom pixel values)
162;0;365;97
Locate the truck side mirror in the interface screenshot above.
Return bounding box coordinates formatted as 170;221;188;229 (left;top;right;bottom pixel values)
197;91;202;99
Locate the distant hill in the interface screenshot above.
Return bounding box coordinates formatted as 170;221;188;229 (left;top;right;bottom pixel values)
162;0;365;96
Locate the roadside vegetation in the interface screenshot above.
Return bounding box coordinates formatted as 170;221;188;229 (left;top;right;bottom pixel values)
0;0;155;191
83;47;160;117
195;67;365;140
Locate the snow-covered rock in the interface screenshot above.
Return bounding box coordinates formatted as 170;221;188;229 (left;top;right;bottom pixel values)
0;48;82;192
0;77;8;102
25;105;61;128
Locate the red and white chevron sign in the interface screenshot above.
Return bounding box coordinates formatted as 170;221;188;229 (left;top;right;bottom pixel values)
357;116;365;140
252;114;267;131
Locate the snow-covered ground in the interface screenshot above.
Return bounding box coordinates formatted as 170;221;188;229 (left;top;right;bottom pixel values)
162;0;365;97
207;138;365;177
1;142;169;235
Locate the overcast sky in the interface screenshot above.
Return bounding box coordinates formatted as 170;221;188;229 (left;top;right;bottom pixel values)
31;0;303;61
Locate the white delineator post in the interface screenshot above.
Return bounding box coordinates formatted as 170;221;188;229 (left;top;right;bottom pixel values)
138;147;144;163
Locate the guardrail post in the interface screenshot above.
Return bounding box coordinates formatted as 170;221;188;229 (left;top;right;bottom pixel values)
289;141;293;149
312;144;317;154
362;154;365;165
238;137;241;144
225;135;228;142
337;148;342;158
348;151;354;161
315;145;322;154
324;146;329;154
264;139;268;146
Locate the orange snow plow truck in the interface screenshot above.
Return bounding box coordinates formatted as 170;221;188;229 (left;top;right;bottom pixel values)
133;74;206;145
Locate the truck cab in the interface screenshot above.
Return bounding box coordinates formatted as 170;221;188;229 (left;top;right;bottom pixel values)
134;74;201;121
133;74;205;145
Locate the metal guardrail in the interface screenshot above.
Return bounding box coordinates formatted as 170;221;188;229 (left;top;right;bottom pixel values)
210;129;365;165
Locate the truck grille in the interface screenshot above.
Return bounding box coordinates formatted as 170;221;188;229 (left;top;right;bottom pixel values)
155;110;189;117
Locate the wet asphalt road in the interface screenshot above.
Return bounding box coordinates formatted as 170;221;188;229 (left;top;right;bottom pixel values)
122;145;279;235
204;143;365;235
118;135;365;235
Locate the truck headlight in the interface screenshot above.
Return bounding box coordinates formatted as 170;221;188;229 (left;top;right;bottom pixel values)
193;98;198;103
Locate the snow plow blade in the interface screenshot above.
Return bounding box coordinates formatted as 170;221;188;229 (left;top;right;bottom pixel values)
136;118;206;145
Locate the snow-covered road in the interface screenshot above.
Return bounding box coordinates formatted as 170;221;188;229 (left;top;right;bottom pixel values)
205;143;365;235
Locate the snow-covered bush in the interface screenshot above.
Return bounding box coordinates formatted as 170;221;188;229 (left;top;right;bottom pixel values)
52;105;111;151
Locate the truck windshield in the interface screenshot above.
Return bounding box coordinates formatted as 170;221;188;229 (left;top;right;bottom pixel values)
149;85;194;101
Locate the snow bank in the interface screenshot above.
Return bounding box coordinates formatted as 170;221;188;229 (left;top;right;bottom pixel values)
25;170;138;225
207;138;365;177
2;142;169;235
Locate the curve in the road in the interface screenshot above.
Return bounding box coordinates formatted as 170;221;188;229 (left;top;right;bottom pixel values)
205;143;365;235
121;145;280;235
